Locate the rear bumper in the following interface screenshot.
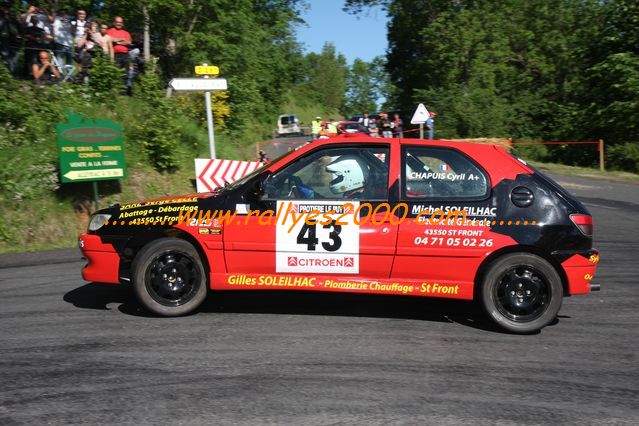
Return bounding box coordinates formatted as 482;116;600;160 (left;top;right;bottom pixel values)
79;234;120;284
558;249;600;295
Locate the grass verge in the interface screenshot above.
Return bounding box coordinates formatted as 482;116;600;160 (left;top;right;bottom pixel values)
530;161;639;184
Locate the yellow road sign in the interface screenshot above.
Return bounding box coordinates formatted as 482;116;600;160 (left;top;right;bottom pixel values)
195;65;219;75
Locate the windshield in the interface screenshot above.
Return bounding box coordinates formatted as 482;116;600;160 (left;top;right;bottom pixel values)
222;149;299;191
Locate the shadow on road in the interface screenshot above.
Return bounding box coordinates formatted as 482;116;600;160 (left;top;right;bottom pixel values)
63;283;549;334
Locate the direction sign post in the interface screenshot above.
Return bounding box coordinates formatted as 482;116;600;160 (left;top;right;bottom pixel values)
411;103;430;139
168;78;227;91
195;65;220;76
204;90;216;158
168;65;226;158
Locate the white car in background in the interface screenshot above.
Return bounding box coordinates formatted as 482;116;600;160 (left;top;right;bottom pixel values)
276;114;302;137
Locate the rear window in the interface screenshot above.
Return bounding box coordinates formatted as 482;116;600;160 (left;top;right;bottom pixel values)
280;115;295;125
402;146;489;200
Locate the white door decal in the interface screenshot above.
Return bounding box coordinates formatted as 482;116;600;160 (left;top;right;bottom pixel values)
276;200;359;274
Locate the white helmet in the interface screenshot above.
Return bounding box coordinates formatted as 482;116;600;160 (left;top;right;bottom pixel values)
326;155;369;195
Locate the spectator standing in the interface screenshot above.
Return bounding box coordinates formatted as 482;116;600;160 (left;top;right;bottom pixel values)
380;113;393;138
258;150;270;164
89;20;113;59
107;16;131;94
368;118;379;137
23;4;51;28
128;32;144;72
318;122;331;139
24;14;52;75
98;23;114;58
21;4;36;26
106;16;131;70
311;116;322;140
0;3;21;76
76;19;99;78
71;9;88;74
359;112;370;127
32;49;60;84
34;4;50;27
52;9;73;66
327;118;338;135
392;113;403;138
427;111;436;140
71;9;87;47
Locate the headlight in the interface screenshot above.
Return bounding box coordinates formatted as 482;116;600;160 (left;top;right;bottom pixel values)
88;213;112;231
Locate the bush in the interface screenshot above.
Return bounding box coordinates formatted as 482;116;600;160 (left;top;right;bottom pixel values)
513;143;550;162
88;52;125;102
136;56;164;105
132;102;182;171
606;142;639;173
0;157;59;201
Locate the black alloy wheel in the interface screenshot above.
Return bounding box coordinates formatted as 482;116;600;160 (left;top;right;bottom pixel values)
493;266;550;322
132;238;208;316
145;251;201;307
481;253;563;334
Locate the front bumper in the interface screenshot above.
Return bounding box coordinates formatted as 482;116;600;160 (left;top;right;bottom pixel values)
79;234;120;284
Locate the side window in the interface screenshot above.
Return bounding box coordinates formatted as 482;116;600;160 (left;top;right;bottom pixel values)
402;146;489;199
264;145;390;200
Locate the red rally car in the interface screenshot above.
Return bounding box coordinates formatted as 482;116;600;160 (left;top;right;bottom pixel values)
79;135;600;333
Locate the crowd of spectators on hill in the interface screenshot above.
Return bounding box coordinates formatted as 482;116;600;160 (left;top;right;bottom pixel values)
0;3;143;91
357;112;404;138
310;113;406;139
308;111;439;140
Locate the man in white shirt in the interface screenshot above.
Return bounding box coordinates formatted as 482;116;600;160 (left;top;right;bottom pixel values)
71;9;87;48
52;9;72;65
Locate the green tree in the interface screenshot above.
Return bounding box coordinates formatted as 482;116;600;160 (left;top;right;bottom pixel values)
304;43;349;113
570;0;639;145
345;0;616;147
344;58;378;116
344;56;396;115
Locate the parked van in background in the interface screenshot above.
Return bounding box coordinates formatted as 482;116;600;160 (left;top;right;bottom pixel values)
276;114;302;137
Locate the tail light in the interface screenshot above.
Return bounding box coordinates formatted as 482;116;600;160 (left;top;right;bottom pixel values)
570;214;593;237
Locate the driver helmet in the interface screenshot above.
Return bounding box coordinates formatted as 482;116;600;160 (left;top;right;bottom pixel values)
326;155;369;195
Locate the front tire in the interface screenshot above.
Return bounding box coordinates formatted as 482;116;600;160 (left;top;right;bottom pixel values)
132;238;208;316
481;253;562;334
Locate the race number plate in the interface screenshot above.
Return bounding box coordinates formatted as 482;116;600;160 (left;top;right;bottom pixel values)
276;201;359;274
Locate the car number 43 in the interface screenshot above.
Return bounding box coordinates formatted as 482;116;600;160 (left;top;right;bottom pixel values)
296;222;342;251
276;200;360;274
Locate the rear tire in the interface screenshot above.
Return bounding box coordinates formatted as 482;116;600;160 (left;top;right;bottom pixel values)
480;253;562;334
132;238;208;316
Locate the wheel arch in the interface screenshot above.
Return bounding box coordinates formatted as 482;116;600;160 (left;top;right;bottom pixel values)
120;228;212;283
473;245;569;300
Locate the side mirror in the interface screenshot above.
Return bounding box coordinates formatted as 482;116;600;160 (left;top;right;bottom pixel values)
248;179;263;200
248;174;271;202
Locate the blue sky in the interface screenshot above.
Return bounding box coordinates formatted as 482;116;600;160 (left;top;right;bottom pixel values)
295;1;389;64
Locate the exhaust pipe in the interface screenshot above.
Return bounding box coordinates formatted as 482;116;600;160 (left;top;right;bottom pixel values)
589;283;601;292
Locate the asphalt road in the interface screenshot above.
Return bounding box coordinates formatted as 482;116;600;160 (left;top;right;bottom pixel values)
1;173;637;425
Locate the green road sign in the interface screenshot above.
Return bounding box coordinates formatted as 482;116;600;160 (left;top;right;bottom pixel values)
57;113;126;183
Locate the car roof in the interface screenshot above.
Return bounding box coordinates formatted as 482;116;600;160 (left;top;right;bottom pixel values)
315;133;501;150
264;133;532;182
